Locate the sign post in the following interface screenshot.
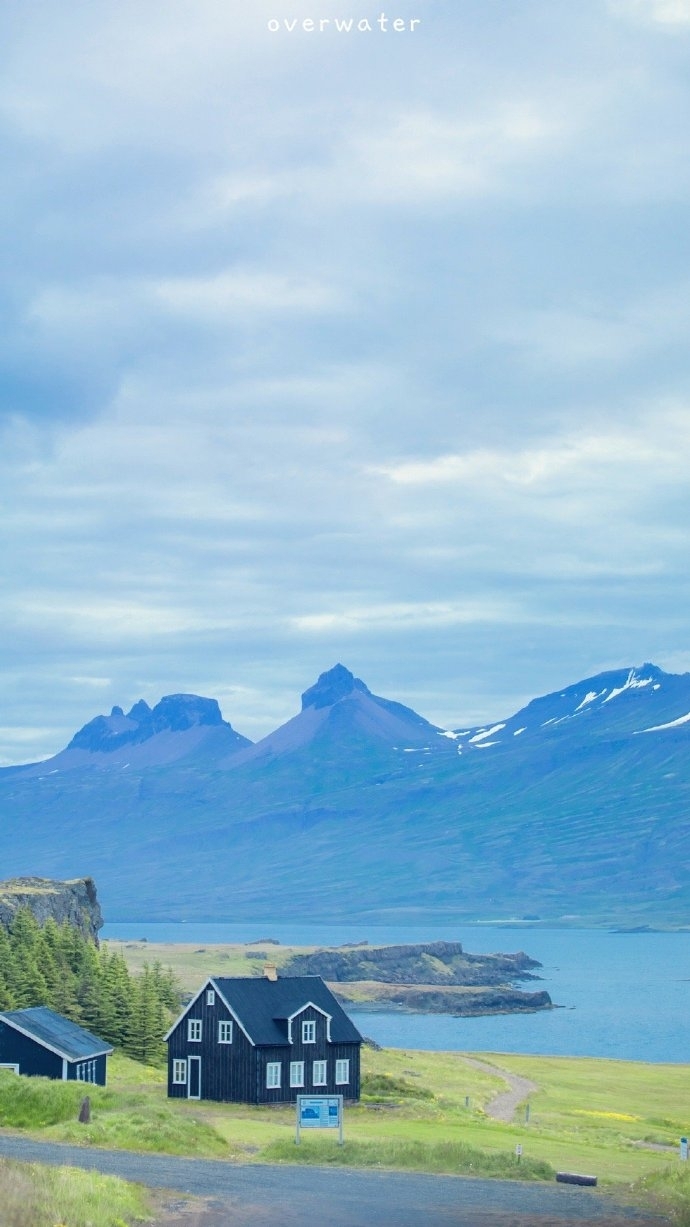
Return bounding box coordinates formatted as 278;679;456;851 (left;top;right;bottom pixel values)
680;1137;688;1161
296;1095;344;1146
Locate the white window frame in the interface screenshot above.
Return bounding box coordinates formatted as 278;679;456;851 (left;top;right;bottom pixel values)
312;1059;327;1086
172;1059;187;1084
206;989;216;1007
188;1018;202;1042
76;1059;97;1083
266;1061;282;1089
218;1020;233;1044
335;1059;350;1085
302;1020;316;1044
289;1060;305;1087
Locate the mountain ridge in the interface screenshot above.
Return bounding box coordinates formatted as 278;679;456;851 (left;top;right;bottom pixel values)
1;660;689;925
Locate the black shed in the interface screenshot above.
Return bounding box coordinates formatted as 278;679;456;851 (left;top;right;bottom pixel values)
0;1007;113;1085
166;971;362;1105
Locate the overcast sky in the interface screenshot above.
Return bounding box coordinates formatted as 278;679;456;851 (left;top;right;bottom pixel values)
2;0;690;764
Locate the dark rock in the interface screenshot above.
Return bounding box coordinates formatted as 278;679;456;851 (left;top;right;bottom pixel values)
0;876;103;942
282;940;542;987
301;664;370;711
151;694;224;732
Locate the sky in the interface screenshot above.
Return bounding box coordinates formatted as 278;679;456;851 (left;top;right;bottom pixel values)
2;0;690;764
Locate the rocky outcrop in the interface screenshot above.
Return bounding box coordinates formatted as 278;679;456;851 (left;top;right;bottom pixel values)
283;938;551;1017
282;940;542;986
332;981;552;1015
67;693;245;752
0;877;103;942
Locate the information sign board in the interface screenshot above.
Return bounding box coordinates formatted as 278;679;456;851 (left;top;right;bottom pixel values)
296;1095;344;1144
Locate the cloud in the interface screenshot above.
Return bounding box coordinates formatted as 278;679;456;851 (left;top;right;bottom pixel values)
336;102;564;203
610;0;690;26
374;407;690;493
1;0;690;763
491;282;690;374
154;270;342;317
291;598;522;634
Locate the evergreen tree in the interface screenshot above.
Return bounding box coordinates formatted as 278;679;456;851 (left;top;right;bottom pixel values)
124;964;166;1064
0;909;179;1065
0;928;17;1009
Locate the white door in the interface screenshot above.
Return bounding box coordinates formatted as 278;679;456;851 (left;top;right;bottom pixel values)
188;1055;201;1099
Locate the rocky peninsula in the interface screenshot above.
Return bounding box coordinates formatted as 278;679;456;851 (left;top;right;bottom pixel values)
280;939;553;1016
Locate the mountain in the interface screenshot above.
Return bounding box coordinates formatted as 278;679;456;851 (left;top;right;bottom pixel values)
224;663;449;768
11;692;252;776
1;662;690;925
450;663;690;751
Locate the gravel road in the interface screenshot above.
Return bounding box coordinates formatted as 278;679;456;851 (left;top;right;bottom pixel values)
0;1135;670;1227
461;1055;540;1121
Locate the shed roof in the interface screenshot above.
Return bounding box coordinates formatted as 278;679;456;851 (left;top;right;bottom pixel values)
0;1007;113;1061
211;976;363;1047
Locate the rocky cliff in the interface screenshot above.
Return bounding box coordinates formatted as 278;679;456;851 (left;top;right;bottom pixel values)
282;939;552;1015
0;877;103;942
282;940;542;985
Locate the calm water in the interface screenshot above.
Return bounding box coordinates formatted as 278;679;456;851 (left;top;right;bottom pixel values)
102;922;690;1064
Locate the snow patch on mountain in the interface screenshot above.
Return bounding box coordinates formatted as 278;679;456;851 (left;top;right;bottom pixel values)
470;723;505;744
638;711;690;733
575;690;603;711
603;671;654;704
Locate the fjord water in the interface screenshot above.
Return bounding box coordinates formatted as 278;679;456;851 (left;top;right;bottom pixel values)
102;923;690;1063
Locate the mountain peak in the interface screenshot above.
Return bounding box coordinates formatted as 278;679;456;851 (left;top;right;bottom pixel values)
151;694;224;732
301;664;371;711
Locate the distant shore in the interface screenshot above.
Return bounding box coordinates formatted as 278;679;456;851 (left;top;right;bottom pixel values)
107;936;553;1018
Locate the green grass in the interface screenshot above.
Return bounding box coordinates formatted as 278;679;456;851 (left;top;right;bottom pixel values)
104;938;299;992
635;1165;690;1226
0;1059;226;1157
263;1134;554;1179
3;1044;690;1221
0;1156;150;1227
0;1068;113;1127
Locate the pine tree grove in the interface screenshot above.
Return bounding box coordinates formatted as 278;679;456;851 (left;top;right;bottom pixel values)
0;909;181;1064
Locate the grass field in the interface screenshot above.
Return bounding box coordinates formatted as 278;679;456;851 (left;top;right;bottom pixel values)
104;937;345;990
5;938;688;1221
0;1156;149;1227
5;1045;688;1200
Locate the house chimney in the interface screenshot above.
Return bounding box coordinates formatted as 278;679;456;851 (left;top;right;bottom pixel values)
263;962;278;981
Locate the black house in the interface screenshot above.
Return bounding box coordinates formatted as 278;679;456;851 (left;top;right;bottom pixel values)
0;1006;113;1085
165;969;362;1104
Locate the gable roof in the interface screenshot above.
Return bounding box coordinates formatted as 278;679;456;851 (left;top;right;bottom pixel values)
167;976;362;1048
212;976;362;1047
0;1007;113;1061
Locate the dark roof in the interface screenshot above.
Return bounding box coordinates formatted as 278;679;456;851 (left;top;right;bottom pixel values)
0;1007;113;1061
211;976;363;1047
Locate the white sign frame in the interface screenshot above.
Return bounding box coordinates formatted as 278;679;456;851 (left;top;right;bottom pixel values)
295;1094;344;1145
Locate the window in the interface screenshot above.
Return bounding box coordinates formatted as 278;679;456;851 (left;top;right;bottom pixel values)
206;989;215;1007
335;1059;350;1085
302;1020;316;1044
76;1060;96;1082
290;1061;304;1087
172;1059;187;1084
218;1020;233;1044
312;1060;327;1086
266;1062;281;1089
188;1019;202;1042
